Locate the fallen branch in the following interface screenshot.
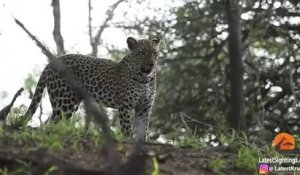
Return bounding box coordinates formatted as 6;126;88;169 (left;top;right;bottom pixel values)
0;87;24;122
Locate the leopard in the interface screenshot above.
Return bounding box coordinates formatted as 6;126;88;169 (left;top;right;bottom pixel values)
24;36;161;141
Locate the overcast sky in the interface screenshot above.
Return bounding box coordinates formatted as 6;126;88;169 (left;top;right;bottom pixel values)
0;0;174;123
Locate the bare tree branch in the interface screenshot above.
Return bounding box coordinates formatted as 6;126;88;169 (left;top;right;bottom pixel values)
90;0;126;57
38;101;43;126
0;88;24;122
52;0;65;55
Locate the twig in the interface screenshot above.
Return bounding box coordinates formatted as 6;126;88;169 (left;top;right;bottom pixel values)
180;112;215;128
211;116;259;149
179;113;189;130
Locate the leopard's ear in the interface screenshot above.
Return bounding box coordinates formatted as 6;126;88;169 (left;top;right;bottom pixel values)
127;37;138;50
151;37;160;46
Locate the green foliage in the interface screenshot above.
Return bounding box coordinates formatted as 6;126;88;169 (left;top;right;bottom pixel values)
15;159;32;174
218;130;237;146
0;159;35;175
44;166;58;175
0;167;28;175
176;135;203;149
112;127;127;141
7;107;28;127
151;157;160;175
24;74;37;92
0;168;8;175
209;155;226;175
218;130;250;150
0;116;105;174
171;129;276;173
202;130;277;172
235;142;277;171
6;116;102;150
235;146;260;171
24;67;41;92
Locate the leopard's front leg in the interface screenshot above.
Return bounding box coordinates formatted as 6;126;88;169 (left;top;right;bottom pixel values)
119;104;134;139
134;99;154;141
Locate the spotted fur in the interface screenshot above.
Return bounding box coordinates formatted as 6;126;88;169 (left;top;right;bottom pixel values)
25;36;160;141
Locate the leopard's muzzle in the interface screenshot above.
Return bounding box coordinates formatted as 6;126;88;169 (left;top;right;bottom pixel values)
140;63;154;75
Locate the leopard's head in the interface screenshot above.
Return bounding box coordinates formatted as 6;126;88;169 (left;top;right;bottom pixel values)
125;36;160;83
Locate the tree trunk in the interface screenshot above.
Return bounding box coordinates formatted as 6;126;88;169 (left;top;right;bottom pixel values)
226;0;246;132
52;0;65;55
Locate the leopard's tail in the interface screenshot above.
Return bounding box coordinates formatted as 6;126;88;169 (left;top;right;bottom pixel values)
24;67;48;119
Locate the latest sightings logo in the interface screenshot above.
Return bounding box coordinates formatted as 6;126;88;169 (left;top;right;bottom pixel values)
272;132;299;154
258;133;300;174
258;163;270;174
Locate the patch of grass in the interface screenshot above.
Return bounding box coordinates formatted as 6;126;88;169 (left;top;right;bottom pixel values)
218;130;243;149
0;168;9;175
234;143;278;172
217;130;279;172
0;115;107;174
112;127;127;141
235;146;259;171
209;154;226;175
16;159;32;173
3;115;104;151
6;107;28;127
0;167;27;175
176;135;204;148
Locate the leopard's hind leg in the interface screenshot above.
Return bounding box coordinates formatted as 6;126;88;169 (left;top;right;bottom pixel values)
47;72;80;123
